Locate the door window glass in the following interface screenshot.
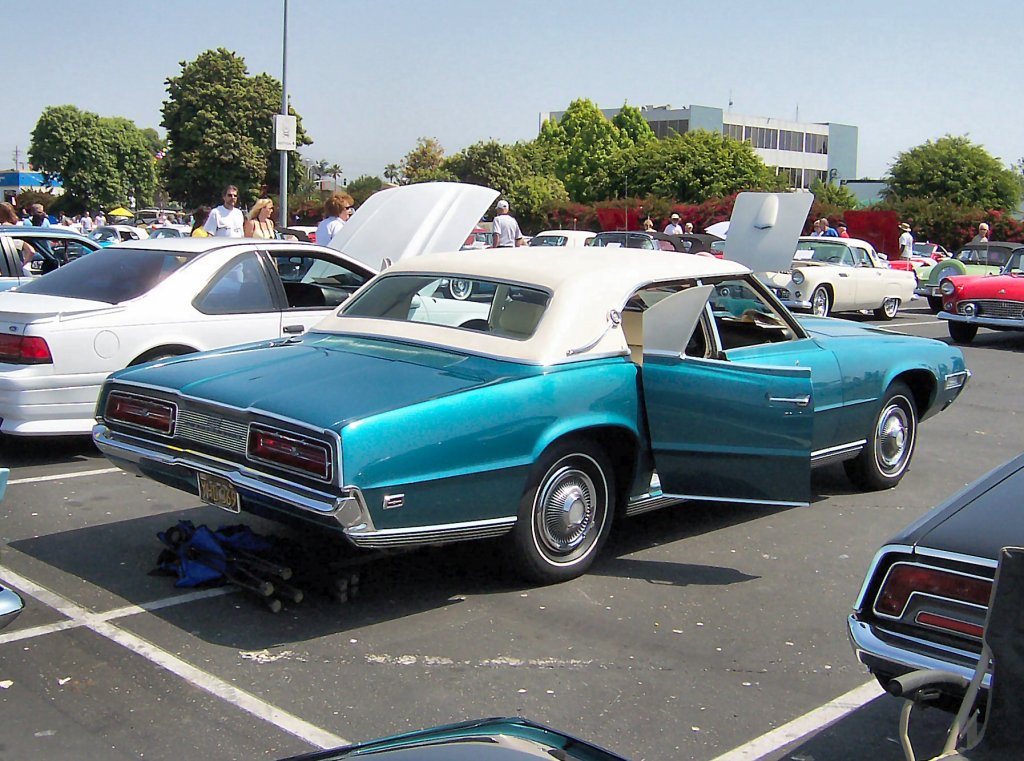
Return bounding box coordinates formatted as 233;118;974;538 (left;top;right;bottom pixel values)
196;253;276;314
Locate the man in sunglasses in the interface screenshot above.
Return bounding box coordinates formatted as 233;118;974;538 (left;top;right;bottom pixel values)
204;185;245;237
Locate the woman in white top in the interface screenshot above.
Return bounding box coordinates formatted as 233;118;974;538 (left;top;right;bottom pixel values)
243;198;276;239
0;202;36;274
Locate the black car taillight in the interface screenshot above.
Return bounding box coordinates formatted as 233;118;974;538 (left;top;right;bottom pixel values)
0;335;53;364
104;392;176;435
875;563;992;638
247;426;331;480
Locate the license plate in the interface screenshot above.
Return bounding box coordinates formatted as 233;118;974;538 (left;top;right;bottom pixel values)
197;472;240;513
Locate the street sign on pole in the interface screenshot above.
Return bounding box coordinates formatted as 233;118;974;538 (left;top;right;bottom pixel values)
273;114;297;152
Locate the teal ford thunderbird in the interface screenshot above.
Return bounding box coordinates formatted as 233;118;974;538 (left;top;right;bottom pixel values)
93;246;969;584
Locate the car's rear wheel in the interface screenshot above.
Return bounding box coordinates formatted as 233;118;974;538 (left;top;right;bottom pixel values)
810;286;831;317
948;321;978;344
508;439;615;584
844;381;917;491
926;296;943;313
874;298;900;320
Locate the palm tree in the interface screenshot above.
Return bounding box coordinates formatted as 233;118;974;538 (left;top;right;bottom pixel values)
327;163;343;190
312;159;330;188
384;163;401;185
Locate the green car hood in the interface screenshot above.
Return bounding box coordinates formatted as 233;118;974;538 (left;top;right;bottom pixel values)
111;333;536;431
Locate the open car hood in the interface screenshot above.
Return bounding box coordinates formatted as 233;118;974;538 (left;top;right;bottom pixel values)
724;192;814;273
328;182;499;271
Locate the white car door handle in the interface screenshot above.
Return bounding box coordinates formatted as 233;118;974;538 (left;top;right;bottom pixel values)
768;395;811;407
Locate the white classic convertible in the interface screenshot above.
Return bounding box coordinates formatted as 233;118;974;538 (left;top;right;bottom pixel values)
0;183;497;436
759;236;917;319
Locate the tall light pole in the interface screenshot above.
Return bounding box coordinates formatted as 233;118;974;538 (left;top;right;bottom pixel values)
278;0;289;227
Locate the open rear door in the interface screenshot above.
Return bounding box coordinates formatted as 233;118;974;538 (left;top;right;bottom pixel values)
640;287;813;506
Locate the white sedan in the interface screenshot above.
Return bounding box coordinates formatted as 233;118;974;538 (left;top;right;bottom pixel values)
759;236;917;319
0;183;497;435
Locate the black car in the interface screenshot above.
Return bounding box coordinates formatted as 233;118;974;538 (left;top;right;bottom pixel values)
848;453;1024;699
588;230;690;252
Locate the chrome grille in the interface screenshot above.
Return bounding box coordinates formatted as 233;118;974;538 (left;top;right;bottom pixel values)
960;299;1024;319
175;409;249;455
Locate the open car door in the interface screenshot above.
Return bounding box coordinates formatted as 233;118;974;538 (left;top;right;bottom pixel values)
640;285;813;506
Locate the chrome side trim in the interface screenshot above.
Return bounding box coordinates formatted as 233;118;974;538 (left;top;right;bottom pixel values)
811;440;866;467
848;615;989;689
915;546;999;571
625;494;686;517
658;491;808;508
852;544;915;610
344;517;516;549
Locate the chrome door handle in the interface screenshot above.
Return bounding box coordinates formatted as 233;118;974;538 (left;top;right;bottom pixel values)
283;324;305;334
768;395;811;407
838;272;849;277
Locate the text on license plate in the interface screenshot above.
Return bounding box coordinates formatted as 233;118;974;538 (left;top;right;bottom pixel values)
197;471;240;513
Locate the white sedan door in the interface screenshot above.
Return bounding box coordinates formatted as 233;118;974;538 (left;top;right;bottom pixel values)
191;252;284;345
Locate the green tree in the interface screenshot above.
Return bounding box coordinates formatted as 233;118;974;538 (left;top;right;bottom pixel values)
326;163;343;189
506;174;569;232
885;135;1020;210
29;104;156;210
809;178;860;209
537;98;628;203
443;140;526;197
607;130;784;204
345;175;386;206
383;163;401;185
160;48;312;207
401;137;453;183
611;103;656;147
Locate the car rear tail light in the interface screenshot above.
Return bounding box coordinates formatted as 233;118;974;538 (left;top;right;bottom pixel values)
915;611;985;640
875;563;992;619
247;426;331;480
0;335;53;364
104;392;176;435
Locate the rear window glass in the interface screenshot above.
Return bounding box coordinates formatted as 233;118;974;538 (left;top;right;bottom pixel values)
17;248;195;303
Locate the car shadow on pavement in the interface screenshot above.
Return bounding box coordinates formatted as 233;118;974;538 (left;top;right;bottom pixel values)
0;434;101;467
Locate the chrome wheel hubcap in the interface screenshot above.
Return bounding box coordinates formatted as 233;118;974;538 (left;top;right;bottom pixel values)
812;290;829;316
875;399;913;476
536;466;595;554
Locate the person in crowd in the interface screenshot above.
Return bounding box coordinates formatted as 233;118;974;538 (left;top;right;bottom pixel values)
820;218;839;237
898;222;915;259
663;213;683;235
492;199;524;247
22;203;51;228
837;222;850;238
79;212;93;233
0;202;36;273
93;210;106;227
190;206;212;237
244;198;276;239
203;185;245;237
316;192;355;247
684;222;694;234
642;217;655;232
971;222;990;244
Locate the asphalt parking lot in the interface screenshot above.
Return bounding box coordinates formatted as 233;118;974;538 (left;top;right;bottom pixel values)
1;304;1021;760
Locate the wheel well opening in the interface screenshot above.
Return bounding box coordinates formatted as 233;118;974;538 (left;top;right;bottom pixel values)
553;426;640;507
130;344;197;366
894;370;936;414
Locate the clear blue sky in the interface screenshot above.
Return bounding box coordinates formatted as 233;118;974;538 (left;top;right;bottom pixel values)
5;0;1022;185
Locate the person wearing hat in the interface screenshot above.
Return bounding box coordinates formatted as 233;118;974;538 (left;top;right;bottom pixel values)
663;213;683;235
898;222;914;260
837;222;850;238
492;199;524;247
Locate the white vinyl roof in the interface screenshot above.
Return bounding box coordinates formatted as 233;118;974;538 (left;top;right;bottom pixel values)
317;247;751;365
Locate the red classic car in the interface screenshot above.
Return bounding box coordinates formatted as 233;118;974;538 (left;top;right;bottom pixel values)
938;244;1024;343
886;242;949;274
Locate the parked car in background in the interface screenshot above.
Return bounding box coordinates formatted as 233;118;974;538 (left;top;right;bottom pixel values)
0;226;103;277
90;224;149;247
938;244;1024;343
915;242;1017;312
147;224;192;239
848;452;1024;703
529;229;596;247
461;226;494;250
760;236;916;319
279;226;318;243
674;232;724;255
587;230;700;253
0;468;25;630
0;182;499;436
93;193;969;584
914;241;950;261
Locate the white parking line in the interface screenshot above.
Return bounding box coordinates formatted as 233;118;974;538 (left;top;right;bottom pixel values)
707;680;885;761
0;566;347;750
8;467;122;486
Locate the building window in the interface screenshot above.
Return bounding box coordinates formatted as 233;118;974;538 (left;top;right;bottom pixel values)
723;123;744;141
805;169;827;186
804;133;828;154
778;167;803;188
779;129;804;152
743;126;779;150
650;119;688;139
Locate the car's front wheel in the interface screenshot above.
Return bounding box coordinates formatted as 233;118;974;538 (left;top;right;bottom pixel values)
508;440;615;584
874;298;900;320
948;321;978;344
810;286;831;317
844;381;917;491
926;296;943;313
